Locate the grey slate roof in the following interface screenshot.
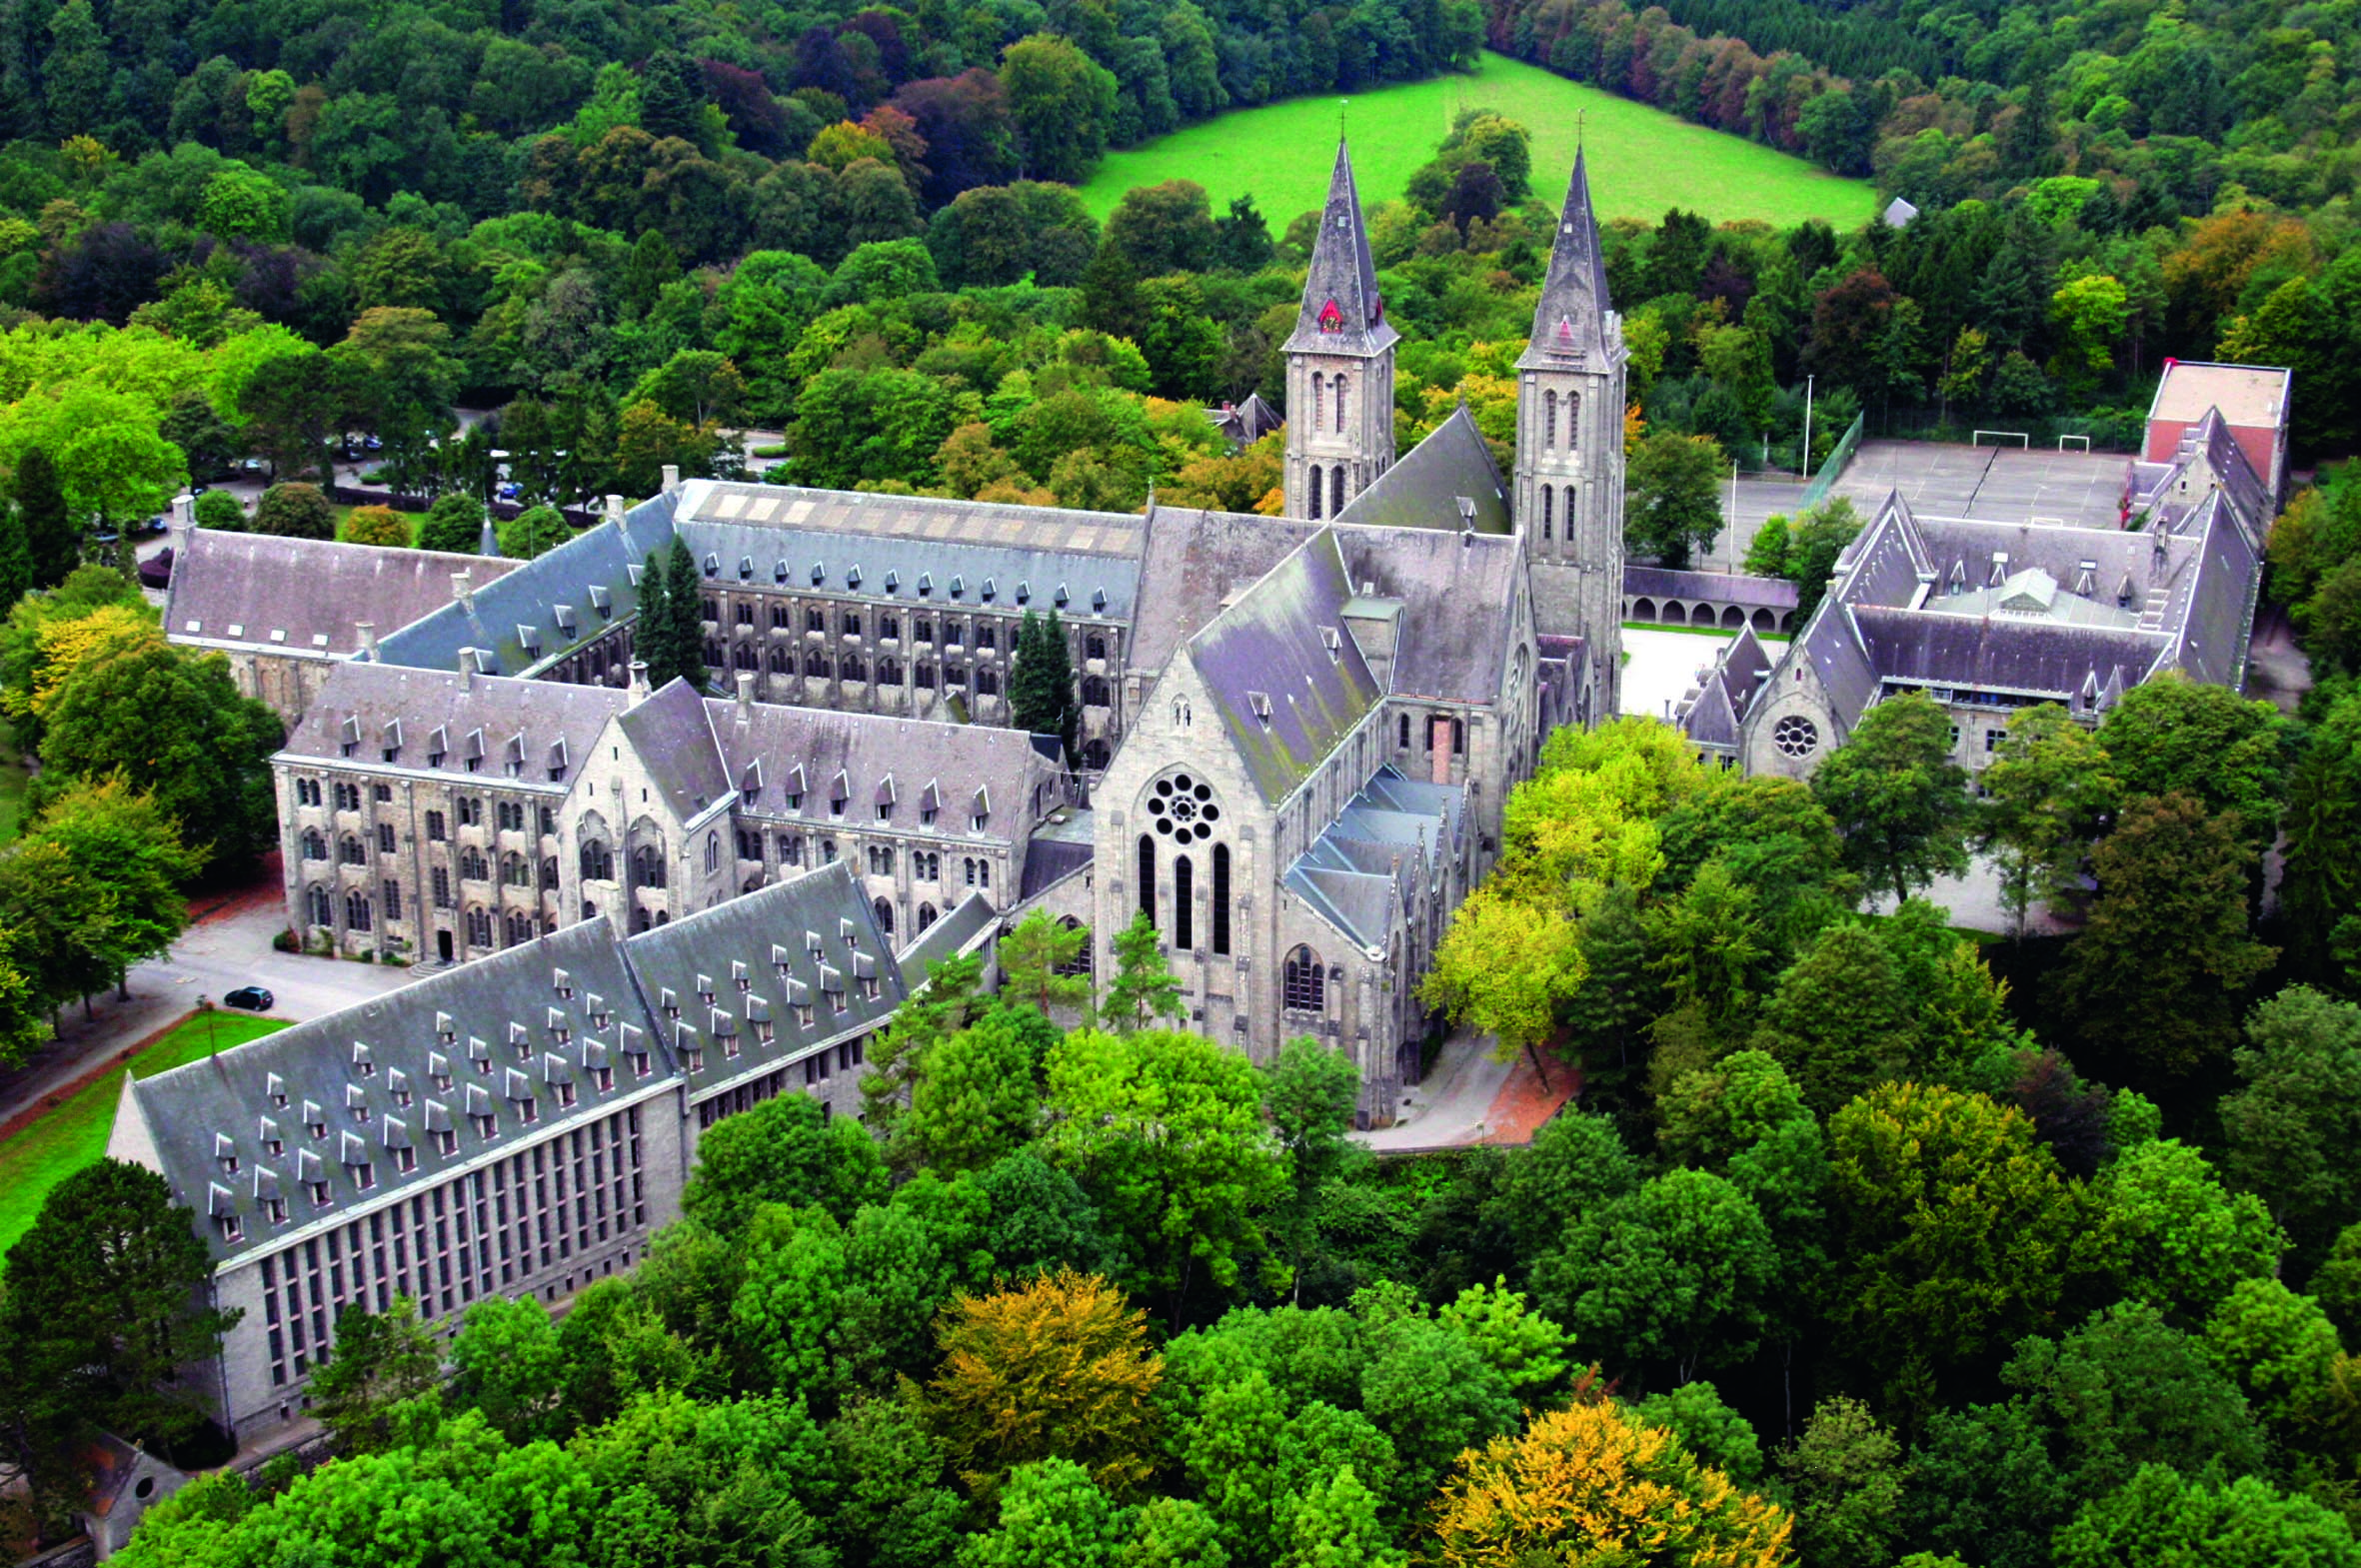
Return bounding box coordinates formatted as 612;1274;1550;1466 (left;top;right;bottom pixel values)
1284;767;1462;950
704;695;1051;843
620;860;906;1101
617;679;732;821
683;482;1143;564
1851;607;2158;701
166;532;524;659
1333;404;1509;536
1333;526;1524;705
1623;566;1798;609
1518;148;1615;369
1283;141;1398;358
279;662;629;785
895;889;997;976
373;492;680;677
128;917;662;1264
1131;508;1318;679
1190;530;1383;804
675;519;1139;623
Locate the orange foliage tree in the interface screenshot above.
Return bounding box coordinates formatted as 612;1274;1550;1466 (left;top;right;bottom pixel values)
925;1267;1163;1499
1429;1401;1793;1567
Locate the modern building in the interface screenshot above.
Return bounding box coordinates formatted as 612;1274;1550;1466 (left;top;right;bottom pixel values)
108;861;903;1446
2144;359;2292;506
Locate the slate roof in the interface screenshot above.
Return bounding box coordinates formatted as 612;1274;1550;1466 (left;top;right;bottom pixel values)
1333;404;1510;535
1209;393;1282;448
1190;530;1383;803
1333;526;1524;704
1518;148;1616;369
675;518;1139;623
683;482;1143;563
1131;508;1318;679
123;917;664;1264
1623;566;1799;609
279;662;629;787
616;679;732;821
704;694;1052;844
620;861;905;1101
1851;607;2160;702
372;492;680;677
166;532;525;660
895;889;998;976
2162;491;2262;690
1284;767;1462;950
1283;141;1398;358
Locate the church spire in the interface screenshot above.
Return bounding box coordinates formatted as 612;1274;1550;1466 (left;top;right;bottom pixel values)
1520;148;1613;367
1284;139;1398;358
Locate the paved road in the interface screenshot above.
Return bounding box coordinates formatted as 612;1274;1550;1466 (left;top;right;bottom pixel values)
1354;1027;1512;1150
0;879;414;1129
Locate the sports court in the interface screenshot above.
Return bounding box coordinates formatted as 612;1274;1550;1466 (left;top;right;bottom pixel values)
1831;440;2130;530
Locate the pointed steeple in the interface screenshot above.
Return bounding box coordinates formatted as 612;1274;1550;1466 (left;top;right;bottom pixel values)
1284;140;1398;358
1519;148;1613;367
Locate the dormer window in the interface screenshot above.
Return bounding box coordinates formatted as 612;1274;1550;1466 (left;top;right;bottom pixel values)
266;1072;287;1108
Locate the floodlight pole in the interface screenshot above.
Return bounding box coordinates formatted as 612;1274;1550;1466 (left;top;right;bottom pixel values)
1801;375;1815;483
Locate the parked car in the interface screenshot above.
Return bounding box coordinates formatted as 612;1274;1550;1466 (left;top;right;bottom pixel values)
222;985;274;1011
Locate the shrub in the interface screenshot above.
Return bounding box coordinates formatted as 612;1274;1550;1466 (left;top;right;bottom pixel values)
192;490;247;531
251;483;335;540
339;505;410;548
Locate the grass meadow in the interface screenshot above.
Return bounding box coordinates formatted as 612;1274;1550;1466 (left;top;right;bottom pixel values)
0;1009;288;1264
1078;51;1877;232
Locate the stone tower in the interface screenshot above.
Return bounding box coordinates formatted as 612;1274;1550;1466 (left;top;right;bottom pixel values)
1283;141;1398;522
1516;149;1626;720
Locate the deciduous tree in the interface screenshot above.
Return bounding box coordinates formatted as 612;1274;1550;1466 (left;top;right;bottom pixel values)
1809;688;1971;905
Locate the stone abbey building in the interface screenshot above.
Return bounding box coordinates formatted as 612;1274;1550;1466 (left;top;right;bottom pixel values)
168;141;1627;1126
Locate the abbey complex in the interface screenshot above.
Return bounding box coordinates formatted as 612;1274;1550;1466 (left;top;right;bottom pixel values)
113;146;2283;1448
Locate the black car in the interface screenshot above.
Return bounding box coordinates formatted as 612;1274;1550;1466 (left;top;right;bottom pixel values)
222;985;274;1011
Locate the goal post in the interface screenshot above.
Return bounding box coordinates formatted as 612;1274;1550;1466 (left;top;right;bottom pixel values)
2056;434;2091;452
1972;429;2030;449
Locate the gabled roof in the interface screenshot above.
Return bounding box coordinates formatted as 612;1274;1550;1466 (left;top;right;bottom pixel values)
1188;530;1383;803
1283;141;1398;359
672;519;1139;623
1332;525;1524;705
1282;767;1460;950
1518;148;1615;369
614;678;731;821
1131;508;1319;679
682;482;1143;565
895;888;997;975
620;861;905;1099
705;698;1051;845
278;663;628;788
1333;404;1510;536
373;492;680;676
166;532;524;661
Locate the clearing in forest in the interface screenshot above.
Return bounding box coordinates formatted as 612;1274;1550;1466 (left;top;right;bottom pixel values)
1077;50;1877;232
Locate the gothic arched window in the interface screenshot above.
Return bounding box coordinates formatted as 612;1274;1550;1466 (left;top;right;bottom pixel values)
1137;834;1156;927
1543;389;1558;449
1565;390;1580;449
1283;946;1325;1011
1541;485;1553;541
1332;374;1345;433
1307;465;1323;520
306;884;331;926
1331;467;1344;517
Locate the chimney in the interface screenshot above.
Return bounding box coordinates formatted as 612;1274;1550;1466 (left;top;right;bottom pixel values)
356;621;378;661
451;570;474;610
661;465;682;495
734;670;756;720
605;494;626;531
460;648;479;690
169;493;194;537
628;660;650;701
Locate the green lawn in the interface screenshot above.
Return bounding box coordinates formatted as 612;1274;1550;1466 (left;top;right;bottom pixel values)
1078;52;1876;232
0;1011;288;1264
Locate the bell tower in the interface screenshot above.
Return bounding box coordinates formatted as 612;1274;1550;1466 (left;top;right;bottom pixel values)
1516;149;1627;719
1283;140;1398;521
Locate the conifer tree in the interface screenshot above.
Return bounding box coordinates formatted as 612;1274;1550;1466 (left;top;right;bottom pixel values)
661;535;706;693
0;501;32;610
1010;609;1079;762
634;549;674;689
1104;911;1183;1033
15;449;76;591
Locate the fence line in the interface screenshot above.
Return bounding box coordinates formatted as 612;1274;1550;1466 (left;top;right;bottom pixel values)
1798;411;1863;512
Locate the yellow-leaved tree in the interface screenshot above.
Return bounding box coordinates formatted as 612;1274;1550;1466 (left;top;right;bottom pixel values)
926;1268;1163;1500
1430;1401;1793;1567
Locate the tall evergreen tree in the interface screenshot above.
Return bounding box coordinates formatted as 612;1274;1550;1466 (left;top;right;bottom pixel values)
635;549;674;689
1009;610;1079;761
0;502;31;610
660;535;706;693
15;449;76;591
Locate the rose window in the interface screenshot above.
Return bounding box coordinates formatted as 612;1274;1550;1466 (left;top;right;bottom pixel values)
1772;716;1820;759
1150;775;1219;841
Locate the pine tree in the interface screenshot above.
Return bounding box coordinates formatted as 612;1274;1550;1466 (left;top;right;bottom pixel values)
1009;610;1079;762
0;502;33;611
15;449;76;590
634;550;674;690
661;535;706;693
1104;910;1183;1033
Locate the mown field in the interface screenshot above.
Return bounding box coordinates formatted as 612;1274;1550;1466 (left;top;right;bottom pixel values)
1077;51;1877;232
0;1010;288;1263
